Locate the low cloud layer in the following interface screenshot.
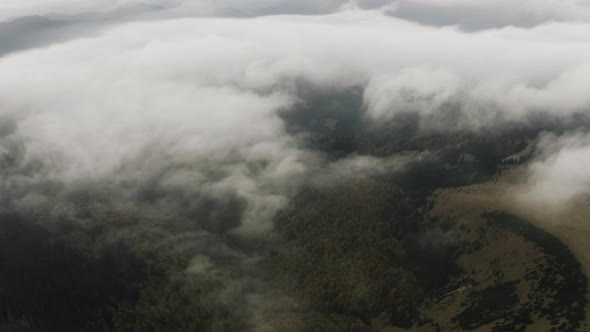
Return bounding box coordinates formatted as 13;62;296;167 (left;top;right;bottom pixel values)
6;0;590;27
520;132;590;207
0;7;590;218
390;0;590;30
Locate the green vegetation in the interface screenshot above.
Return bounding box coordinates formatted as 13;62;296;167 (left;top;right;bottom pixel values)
269;178;431;329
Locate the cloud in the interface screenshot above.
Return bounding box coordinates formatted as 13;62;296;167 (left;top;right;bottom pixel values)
0;0;174;21
1;8;590;222
389;0;590;30
6;0;590;30
364;68;460;119
520;132;590;208
0;0;390;21
0;19;308;236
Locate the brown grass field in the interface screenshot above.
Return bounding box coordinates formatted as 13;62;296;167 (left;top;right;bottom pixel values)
424;166;590;331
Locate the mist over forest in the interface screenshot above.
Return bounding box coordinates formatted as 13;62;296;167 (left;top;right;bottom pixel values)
1;1;590;331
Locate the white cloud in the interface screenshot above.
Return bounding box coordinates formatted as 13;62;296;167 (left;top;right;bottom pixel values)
364;68;460;119
0;0;374;21
390;0;590;29
0;0;164;20
2;7;590;224
521;133;590;207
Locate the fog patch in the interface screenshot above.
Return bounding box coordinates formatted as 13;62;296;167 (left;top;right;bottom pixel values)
520;132;590;208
